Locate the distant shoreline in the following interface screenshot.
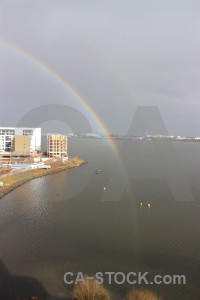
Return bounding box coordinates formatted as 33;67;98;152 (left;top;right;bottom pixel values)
0;157;86;200
70;136;200;142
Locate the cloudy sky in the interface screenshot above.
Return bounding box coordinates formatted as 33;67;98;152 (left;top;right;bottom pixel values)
0;0;200;135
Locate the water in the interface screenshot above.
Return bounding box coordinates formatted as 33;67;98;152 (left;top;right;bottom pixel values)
0;138;200;299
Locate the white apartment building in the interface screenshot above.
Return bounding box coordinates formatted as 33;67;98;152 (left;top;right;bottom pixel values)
0;127;41;153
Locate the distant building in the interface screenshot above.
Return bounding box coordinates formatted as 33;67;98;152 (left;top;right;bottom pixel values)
0;127;41;153
47;134;68;158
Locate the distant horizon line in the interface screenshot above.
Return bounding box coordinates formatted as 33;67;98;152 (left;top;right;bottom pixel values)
0;127;199;138
41;133;200;138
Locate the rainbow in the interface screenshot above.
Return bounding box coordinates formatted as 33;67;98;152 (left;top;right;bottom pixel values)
0;38;138;257
0;38;136;202
0;38;120;157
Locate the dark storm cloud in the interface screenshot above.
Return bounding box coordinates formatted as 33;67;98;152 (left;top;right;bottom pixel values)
0;0;199;135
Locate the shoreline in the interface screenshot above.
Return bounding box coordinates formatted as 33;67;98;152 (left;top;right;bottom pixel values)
0;157;86;200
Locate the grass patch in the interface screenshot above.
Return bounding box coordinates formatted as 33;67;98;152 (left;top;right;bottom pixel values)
72;275;111;300
124;288;162;300
0;157;86;199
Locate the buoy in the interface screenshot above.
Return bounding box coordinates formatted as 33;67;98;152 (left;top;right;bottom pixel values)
147;203;151;208
103;187;106;191
140;202;143;206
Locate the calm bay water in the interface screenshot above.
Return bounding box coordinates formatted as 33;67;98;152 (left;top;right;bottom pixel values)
0;138;200;299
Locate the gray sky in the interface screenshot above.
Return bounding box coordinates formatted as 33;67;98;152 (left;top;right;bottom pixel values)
0;0;200;135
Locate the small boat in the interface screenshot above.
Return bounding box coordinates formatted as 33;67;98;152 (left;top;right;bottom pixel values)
95;169;102;174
